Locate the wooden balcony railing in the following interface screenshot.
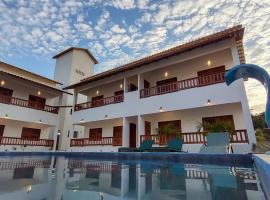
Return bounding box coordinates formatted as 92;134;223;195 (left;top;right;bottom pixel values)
140;72;225;98
0;95;59;114
70;137;122;147
0;137;54;147
74;94;124;111
0;159;51;170
140;129;248;145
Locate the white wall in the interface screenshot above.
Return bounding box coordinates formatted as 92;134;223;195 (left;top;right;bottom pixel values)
53;49;96;150
143;48;233;87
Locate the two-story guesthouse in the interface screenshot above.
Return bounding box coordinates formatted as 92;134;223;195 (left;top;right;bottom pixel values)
64;25;255;153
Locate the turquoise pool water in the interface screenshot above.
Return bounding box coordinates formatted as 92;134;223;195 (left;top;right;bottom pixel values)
0;155;266;200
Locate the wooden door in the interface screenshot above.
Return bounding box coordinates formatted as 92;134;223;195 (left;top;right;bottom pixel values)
156;77;177;86
202;115;235;130
145;121;151;135
144;80;150;89
113;126;122;146
0;87;13;103
29;95;46;109
156;77;177;94
56;135;60;151
0;125;4;137
197;66;225;86
21;128;41;140
91;95;104;107
128;83;138;92
89;128;102;140
114;90;124;103
129;123;136;148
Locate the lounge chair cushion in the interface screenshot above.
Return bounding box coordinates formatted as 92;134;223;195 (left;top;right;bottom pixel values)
206;132;230;147
200;146;228;154
140;140;154;150
167;138;183;150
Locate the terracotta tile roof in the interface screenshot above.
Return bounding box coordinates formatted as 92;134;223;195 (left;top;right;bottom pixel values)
53;47;98;64
0;60;62;85
64;25;245;90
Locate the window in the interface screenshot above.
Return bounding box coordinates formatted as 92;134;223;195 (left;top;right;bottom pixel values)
73;131;78;138
158;120;181;134
21;128;41;140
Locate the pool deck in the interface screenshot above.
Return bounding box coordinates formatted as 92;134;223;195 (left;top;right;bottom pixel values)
253;154;270;200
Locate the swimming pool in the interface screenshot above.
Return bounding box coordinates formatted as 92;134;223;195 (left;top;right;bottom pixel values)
0;153;267;200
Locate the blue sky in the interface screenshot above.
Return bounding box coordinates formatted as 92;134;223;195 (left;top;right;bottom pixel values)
0;0;269;113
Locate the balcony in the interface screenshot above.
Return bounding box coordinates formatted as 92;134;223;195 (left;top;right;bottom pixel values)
0;94;59;114
140;129;249;145
74;94;124;111
70;136;122;147
140;72;225;98
0;137;54;147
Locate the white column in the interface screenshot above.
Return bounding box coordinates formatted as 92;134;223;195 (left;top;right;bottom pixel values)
137;115;144;148
73;90;78;105
123;117;130;147
138;166;146;200
123;77;128;93
121;167;129;197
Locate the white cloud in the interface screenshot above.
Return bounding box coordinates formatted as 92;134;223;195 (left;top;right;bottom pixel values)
111;24;126;33
0;0;269;113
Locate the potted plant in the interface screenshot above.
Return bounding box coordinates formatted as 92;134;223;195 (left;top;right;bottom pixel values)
155;123;182;144
196;121;234;136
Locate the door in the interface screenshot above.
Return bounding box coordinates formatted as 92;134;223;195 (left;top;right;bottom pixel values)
197;65;225;86
145;121;151;135
0;125;4;137
156;77;178;94
0;87;13;103
129;123;136;148
89;128;102;140
0;125;4;143
29;95;46;110
113;126;123;146
128;84;138;92
91;95;104;107
144;80;150;89
21;128;41;140
114;90;124;103
56;134;60;151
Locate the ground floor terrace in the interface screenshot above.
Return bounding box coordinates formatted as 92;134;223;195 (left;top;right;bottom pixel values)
70;103;255;153
0;118;56;151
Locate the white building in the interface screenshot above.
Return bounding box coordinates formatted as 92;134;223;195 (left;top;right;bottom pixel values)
65;25;255;153
0;25;255;153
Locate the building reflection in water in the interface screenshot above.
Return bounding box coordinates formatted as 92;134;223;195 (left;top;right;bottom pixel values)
0;156;265;200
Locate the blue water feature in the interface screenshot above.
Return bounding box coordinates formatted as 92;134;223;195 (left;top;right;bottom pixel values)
225;64;270;127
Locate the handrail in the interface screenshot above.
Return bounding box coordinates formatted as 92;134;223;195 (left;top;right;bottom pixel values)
74;94;124;111
140;72;225;98
140;129;248;144
70;136;122;147
0;95;59;114
0;137;54;147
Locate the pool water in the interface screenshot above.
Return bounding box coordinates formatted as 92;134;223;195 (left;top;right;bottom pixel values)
0;155;266;200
